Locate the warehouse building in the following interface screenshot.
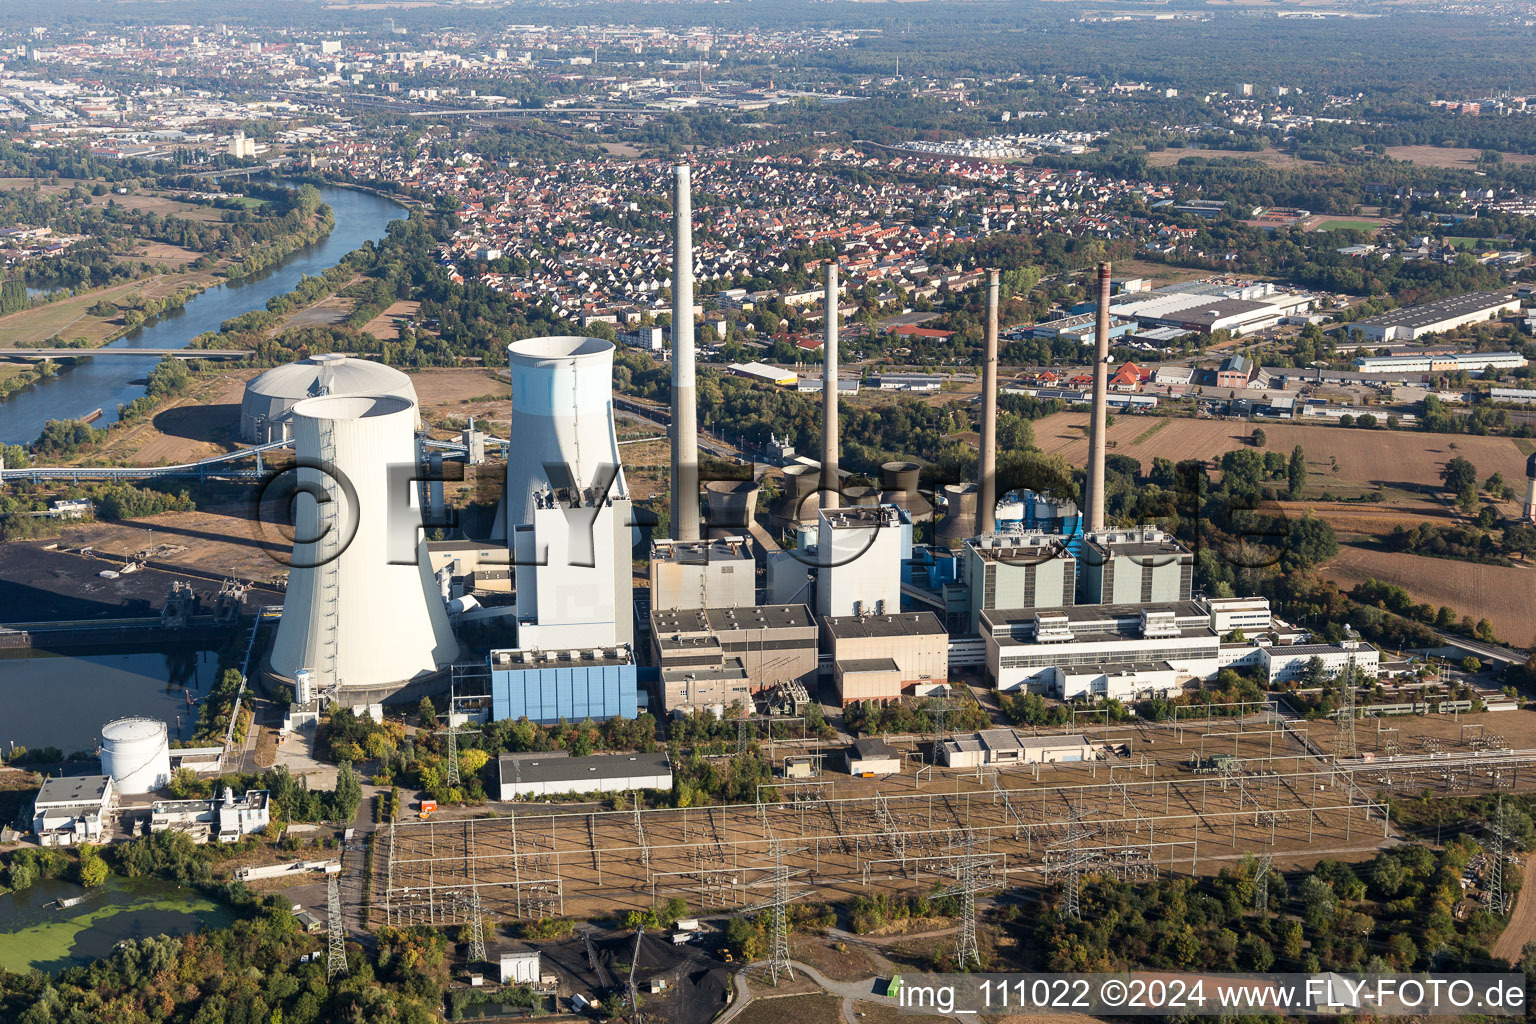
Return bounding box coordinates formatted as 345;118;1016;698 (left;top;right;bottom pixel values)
488;646;641;724
938;730;1095;769
1354;291;1523;343
497;752;673;800
727;362;798;387
32;775;115;847
823;611;949;704
1352;350;1527;374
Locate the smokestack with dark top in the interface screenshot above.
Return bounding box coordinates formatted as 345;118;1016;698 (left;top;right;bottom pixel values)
1085;261;1112;532
670;161;700;541
977;269;1000;535
820;262;840;511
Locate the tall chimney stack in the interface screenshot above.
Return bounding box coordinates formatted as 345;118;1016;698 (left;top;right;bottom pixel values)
820;262;840;511
670;161;700;541
977;269;1000;535
1085;261;1112;533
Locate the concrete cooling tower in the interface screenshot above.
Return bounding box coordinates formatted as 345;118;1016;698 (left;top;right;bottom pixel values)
504;336;629;528
240;353;417;444
269;393;459;701
100;717;171;795
505;336;633;650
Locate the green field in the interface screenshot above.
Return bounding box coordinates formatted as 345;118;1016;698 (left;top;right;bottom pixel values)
1314;219;1382;232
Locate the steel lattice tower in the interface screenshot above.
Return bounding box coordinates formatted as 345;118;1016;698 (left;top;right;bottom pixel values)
1484;799;1510;914
1335;657;1358;760
1254;853;1273;912
326;872;347;980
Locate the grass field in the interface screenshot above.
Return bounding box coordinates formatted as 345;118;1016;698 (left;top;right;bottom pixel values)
0;272;219;347
1312;218;1384;232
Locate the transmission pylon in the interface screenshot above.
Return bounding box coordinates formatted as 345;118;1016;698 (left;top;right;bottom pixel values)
326;871;348;980
465;819;487;963
931;832;1001;970
1334;656;1358;760
739;840;810;986
1254;853;1273;912
1484;799;1511;914
445;719;461;787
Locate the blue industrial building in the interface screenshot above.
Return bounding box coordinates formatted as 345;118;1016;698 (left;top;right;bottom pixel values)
489;647;640;724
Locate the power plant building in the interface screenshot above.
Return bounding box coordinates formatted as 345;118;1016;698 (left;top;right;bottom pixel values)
822;611;948;705
504;337;634;650
650;604;819;708
963;532;1078;635
32;775;114;846
984;601;1221;693
649;537;756;612
1077;528;1194;606
816;505;908;618
240;353;418;444
268;394;460;703
488;646;640;724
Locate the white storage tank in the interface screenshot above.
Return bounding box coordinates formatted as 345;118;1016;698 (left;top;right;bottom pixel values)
101;717;172;795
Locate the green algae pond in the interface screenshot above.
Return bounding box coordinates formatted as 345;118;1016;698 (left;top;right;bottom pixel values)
0;875;236;974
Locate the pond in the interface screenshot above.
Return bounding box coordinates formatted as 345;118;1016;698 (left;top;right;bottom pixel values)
0;875;236;974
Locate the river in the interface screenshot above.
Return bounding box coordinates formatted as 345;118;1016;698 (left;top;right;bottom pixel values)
0;876;236;974
0;186;406;445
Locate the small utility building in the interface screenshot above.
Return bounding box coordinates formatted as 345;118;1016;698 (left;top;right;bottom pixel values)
845;737;902;776
497;752;673;800
938;730;1095;770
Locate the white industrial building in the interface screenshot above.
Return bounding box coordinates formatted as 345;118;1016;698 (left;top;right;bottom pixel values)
938;730;1095;769
1352;350;1527;374
1105;282;1316;335
268;393;459;702
816;505;907;617
1207;597;1274;636
1048;663;1181;702
1353;291;1523;343
504;337;634;650
33;775;115;846
498;949;542;985
100;717;172;796
984;601;1221;693
239;353;418;443
497;752;672;800
1259;639;1379;685
149;788;270;843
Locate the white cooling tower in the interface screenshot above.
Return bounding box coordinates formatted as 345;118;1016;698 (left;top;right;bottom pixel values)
101;717;171;795
269;393;459;697
240;353;418;444
504;336;629;530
